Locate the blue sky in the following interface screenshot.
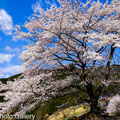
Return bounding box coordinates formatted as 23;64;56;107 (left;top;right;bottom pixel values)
0;0;109;78
0;0;62;78
0;0;37;78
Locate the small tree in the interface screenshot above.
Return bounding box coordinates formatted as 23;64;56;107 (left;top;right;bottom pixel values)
0;0;120;115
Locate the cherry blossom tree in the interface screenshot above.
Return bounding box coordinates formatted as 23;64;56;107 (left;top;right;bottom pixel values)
0;0;120;115
106;94;120;116
0;72;79;115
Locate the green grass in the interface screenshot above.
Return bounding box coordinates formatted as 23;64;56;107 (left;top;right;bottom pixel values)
27;95;79;120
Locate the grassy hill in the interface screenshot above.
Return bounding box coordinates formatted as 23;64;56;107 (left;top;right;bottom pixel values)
0;65;120;120
0;73;22;84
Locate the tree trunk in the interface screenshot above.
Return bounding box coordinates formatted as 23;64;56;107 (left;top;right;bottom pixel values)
90;97;99;113
85;83;102;113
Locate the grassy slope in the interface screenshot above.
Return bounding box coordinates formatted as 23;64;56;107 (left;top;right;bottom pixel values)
0;73;22;84
0;65;120;120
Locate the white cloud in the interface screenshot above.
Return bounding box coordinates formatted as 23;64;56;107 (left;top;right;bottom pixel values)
5;46;20;53
12;36;23;42
0;65;22;78
0;53;15;64
0;65;22;75
5;46;12;52
0;9;13;35
32;0;55;13
0;73;10;78
32;1;41;13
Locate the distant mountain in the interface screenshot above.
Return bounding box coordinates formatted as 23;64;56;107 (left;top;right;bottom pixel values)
0;73;22;84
